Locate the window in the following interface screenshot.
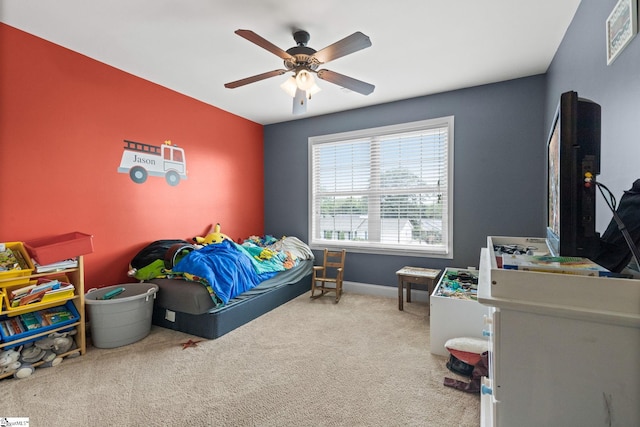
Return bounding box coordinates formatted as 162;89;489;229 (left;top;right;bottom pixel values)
309;117;453;257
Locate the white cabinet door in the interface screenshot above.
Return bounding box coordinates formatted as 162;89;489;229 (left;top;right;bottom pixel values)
493;308;640;426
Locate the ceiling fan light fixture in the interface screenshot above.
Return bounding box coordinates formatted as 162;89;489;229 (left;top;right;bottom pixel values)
307;82;321;99
295;69;315;91
280;76;298;97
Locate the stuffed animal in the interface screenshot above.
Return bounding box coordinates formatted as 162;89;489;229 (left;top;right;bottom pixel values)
254;248;275;261
0;348;22;374
0;347;34;379
193;223;230;247
34;330;77;355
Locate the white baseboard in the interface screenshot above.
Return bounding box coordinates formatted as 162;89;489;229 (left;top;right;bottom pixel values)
343;281;430;303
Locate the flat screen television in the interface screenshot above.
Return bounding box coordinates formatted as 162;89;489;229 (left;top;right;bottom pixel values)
547;91;601;259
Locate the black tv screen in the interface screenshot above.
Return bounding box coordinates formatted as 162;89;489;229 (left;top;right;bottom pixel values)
547;91;601;259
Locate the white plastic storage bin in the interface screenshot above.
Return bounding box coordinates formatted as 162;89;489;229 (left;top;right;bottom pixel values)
85;283;158;348
430;268;487;357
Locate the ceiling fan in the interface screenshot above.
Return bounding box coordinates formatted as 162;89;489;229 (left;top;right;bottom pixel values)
224;29;375;115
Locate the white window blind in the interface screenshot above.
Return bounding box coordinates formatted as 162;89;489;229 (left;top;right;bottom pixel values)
309;117;453;257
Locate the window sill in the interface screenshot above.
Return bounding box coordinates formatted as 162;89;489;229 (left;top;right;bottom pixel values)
309;242;452;259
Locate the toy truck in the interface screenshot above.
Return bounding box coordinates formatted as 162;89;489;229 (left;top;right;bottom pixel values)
117;140;187;186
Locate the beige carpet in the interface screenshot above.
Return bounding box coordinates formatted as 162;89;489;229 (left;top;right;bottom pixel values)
2;292;480;426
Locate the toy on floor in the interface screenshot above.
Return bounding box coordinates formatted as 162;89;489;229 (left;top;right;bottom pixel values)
180;339;202;350
442;337;489;393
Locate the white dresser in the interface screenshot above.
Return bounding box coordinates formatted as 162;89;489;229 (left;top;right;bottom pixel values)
478;237;640;427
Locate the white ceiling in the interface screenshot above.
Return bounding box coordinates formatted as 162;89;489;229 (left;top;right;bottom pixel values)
1;0;581;125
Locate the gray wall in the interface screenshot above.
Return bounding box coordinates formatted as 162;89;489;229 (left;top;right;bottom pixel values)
264;76;547;287
546;0;640;232
264;1;640;288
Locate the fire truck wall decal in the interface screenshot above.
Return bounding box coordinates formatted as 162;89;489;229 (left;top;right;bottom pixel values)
117;139;188;186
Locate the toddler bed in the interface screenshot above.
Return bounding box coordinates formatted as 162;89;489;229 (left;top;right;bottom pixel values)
141;235;313;339
149;261;311;339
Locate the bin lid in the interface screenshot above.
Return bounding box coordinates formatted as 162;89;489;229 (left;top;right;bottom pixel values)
85;283;158;304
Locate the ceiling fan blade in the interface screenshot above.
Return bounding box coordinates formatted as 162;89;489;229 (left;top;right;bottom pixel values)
235;29;293;60
292;88;307;115
224;69;287;89
316;69;375;95
313;32;372;64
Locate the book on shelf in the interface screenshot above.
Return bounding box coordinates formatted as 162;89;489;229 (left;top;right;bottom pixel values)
9;280;74;307
0;246;30;272
11;279;61;299
41;306;75;324
16;290;47;306
9;283;38;300
1;319;14;335
42;283;75;296
31;258;78;273
0;320;11;336
34;311;49;327
1;317;27;336
20;311;43;330
501;254;613;277
12;317;25;334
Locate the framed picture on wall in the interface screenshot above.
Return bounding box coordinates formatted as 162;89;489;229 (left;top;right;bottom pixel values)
606;0;638;65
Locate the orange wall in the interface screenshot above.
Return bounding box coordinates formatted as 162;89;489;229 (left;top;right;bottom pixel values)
0;24;265;289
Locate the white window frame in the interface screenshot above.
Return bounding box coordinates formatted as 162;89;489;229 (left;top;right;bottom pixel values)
308;117;454;258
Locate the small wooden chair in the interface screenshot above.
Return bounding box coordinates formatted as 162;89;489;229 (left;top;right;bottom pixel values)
311;249;346;303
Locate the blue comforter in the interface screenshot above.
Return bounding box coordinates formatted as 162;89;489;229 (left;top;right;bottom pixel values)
171;240;277;305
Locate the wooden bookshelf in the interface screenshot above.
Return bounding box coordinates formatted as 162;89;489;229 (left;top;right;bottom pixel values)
0;256;85;380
